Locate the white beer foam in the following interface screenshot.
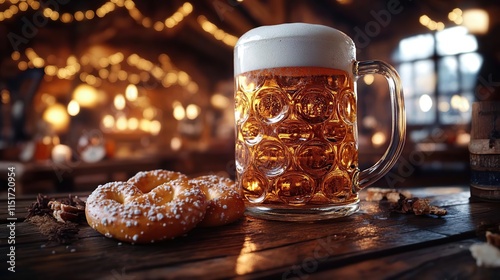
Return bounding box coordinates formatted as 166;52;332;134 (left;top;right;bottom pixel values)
234;23;356;75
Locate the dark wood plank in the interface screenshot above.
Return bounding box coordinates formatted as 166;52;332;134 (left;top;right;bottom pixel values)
2;186;499;279
308;239;500;280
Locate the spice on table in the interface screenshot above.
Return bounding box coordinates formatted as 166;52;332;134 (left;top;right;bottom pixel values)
390;194;447;217
25;194;86;244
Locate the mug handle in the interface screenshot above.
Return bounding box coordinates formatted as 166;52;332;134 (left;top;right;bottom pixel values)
353;60;406;191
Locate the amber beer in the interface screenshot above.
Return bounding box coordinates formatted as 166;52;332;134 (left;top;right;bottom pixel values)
234;23;406;221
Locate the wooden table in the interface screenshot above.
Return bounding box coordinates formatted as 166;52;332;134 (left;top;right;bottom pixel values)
2;186;500;279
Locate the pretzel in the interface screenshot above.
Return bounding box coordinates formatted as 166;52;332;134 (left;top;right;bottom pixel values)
85;176;207;244
189;175;245;227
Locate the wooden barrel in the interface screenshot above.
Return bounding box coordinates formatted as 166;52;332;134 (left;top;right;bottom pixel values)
469;101;500;201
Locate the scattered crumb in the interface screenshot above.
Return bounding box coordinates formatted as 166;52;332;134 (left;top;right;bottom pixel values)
391;195;447;217
366;188;446;217
366;188;412;202
470;243;500;267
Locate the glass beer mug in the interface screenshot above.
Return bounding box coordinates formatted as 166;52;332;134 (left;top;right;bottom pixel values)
234;23;406;221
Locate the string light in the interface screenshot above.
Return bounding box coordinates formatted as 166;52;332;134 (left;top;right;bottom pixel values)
197;15;238;47
448;8;463;25
1;0;243;96
13;48;198;92
420;7;478;32
419;15;445;31
0;0;193;32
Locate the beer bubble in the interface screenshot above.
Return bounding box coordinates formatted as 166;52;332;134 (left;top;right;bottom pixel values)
321;169;352;201
253;87;289;124
241;170;268;203
275;171;316;205
326;75;348;91
276;119;313;146
277;75;306;94
238;75;264;93
294;86;334;124
241;118;263;146
338;89;357;125
235;91;250;124
323;120;347;143
254;139;290;177
296;140;335;178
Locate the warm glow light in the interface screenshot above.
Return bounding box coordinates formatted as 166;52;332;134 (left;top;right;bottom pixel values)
114;94;126;110
102;114;115;129
363;74;374;85
186;104;200;120
43;103;70;132
140;119;151;131
1;90;10;104
462;9;489;34
419;15;430;26
371;131;386;147
456;132;470;146
127;117;139;130
171;137;182;151
419;94;433;112
235;236;258;275
197;15;238;47
73;84;99;108
67;100;80;116
173;102;185;120
116;115;127;130
211;93;230;109
51;144;72;163
450;95;470;112
149;120;161;135
143;107;156;119
125;84;138;101
420;14;445;31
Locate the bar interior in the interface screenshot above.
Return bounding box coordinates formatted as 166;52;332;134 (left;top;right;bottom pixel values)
0;0;499;278
0;0;499;193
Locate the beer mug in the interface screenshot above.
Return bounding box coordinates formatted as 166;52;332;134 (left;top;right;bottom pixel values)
234;23;406;221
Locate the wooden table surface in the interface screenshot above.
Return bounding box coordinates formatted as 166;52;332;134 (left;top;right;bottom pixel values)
1;186;500;279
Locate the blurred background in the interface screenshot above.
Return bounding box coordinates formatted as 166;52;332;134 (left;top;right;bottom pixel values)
0;0;498;194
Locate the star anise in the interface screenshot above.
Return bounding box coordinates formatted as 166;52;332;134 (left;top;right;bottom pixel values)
26;194;53;219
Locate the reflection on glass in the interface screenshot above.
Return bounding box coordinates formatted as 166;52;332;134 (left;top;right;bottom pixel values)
438;56;459;93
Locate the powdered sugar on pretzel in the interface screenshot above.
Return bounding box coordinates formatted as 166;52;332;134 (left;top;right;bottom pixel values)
189;175;245;227
85;177;207;244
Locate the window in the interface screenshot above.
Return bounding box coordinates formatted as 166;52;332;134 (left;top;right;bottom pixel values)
394;26;483;125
